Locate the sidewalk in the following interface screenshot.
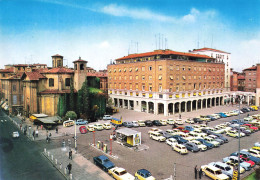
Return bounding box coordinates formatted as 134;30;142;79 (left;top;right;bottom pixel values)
9;115;113;180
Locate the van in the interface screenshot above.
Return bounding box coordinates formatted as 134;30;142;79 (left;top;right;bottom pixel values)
63;120;74;127
110;117;123;126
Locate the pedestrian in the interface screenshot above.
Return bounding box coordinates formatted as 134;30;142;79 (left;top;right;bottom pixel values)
35;130;38;137
69;150;72;160
206;121;208;126
56;127;58;133
67;163;72;174
32;130;35;139
179;114;181;119
194;165;198;179
49;132;52;137
247;113;249;117
41;125;43;130
199;168;202;179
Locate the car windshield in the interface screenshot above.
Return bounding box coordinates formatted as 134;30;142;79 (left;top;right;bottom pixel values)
225;167;231;171
119;170;127;175
215;170;222;175
103;159;109;162
144;172;152;177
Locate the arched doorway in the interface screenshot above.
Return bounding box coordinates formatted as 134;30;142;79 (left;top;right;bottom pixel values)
158;103;164;114
181;102;186;112
187;101;191;112
148;102;154;113
141;101;147;112
174;102;180;113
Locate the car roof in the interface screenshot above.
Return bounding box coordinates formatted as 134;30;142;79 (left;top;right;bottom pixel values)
98;155;109;160
206;165;221;171
137;169;150;174
215;162;229;167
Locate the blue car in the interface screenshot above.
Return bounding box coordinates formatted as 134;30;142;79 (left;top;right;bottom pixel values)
76;119;88;125
172;135;188;144
93;155;115;172
231;119;245;125
184;126;194;131
217;112;227;118
196;139;214;149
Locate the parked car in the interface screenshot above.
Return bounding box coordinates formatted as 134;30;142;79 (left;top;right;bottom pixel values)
176;127;189;133
159;119;167;126
193;118;203;124
63;120;75;127
217;112;227;118
152;120;162;126
200;165;229;180
184;142;200;152
144;120;153;127
134;169;155;180
93;155;115;172
12;131;19;138
240;155;256;167
167;119;175;125
137;120;146;127
208;135;224;145
199;115;211;121
79;126;87;134
172;135;188;144
243;124;258;131
103;123;112;130
190;140;207;151
166;138;178;146
108;167;135;180
210;133;228;143
230;151;260;165
175;119;183;125
196;138;214;149
122;122;134;128
204;137;220;147
248;148;260;158
93;123;104;131
87;125;95;132
226;130;245;138
185;118;195;124
208;162;235;178
255;142;260;147
103;115;112;120
149;132;166;142
132;121;139;128
172;144;188;155
206;115;217;121
184;125;194;131
159;131;174;139
76;119;88;125
223;156;251;171
148;128;162;134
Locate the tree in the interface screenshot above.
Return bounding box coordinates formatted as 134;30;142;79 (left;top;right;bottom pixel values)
92;105;99;120
70;77;75;111
81;78;89;117
57;95;66;117
65;111;77;120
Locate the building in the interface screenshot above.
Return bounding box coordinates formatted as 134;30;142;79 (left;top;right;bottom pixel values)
87;70;108;92
107;49;226;116
230;69;238;91
0;55;88;116
243;66;257;92
190;48;231;91
238;74;245;91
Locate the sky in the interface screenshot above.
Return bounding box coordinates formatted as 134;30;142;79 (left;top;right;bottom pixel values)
0;0;260;72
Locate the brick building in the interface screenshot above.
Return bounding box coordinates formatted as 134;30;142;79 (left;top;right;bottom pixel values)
107;49;226;116
243;66;257;92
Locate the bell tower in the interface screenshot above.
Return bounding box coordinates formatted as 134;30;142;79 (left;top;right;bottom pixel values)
73;57;88;91
52;54;64;68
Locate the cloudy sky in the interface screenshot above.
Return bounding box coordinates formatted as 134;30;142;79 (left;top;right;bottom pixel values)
1;0;260;71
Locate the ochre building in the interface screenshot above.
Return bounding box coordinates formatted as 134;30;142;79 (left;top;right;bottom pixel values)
107;49;226;116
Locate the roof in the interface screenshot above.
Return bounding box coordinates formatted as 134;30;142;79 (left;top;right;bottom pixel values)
238;75;245;80
116;49;214;61
87;72;107;77
13;64;36;67
32;114;49;118
243;66;257;71
116;128;140;136
25;71;47;80
52;54;63;57
41;67;74;74
8;72;25;80
192;47;230;54
34;116;61;124
73;57;88;63
0;67;14;73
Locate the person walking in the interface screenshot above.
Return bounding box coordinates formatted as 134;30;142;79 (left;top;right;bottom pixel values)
56;127;58;133
69;150;72;160
194;165;198;179
67;163;72;174
199;168;202;179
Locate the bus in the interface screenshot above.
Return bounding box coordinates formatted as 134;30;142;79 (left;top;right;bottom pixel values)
110;117;123;127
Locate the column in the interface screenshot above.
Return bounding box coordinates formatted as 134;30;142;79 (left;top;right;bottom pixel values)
172;103;175;115
205;100;207;108
184;102;187;112
179;103;181;114
200;100;203;109
215;98;217;107
164;103;168;116
127;100;130;109
190;102;193;112
195;101;198;111
146;102;149;113
154;102;158;115
247;96;250;105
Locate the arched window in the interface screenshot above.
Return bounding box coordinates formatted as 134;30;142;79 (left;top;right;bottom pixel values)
80;63;84;70
49;78;54;87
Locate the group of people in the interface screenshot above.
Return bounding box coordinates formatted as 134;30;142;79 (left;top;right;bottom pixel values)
194;165;203;179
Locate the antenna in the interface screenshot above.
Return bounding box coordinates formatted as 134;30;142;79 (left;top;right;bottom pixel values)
197;33;200;49
137;42;138;53
159;33;161;49
155;34;157;49
162;34;164;49
165;38;168;49
211;34;213;48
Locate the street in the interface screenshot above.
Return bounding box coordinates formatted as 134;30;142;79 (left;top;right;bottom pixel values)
0;109;64;180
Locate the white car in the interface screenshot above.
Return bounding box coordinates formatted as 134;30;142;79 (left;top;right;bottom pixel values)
103;115;112;120
103;123;112;130
87;125;95;132
167;119;175;125
94;123;104;131
166;138;178;146
172;144;188;154
108;167;135;180
148;128;162;134
159;119;167;126
137;120;146;127
150;132;166;142
12;131;19;138
175;119;183;125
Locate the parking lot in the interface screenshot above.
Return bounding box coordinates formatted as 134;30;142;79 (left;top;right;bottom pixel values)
55;105;259;180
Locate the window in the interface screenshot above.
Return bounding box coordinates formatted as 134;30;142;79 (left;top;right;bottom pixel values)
80;64;84;70
119;69;121;72
194;76;196;79
130;83;132;89
170;75;173;80
176;65;179;70
135;84;139;90
2;74;5;77
182;76;186;80
149;75;152;80
182;66;185;71
114;69;116;72
142;66;145;71
13;95;17;105
159;94;163;98
142;76;145;80
194;66;196;71
114;83;117;89
114;76;116;80
176;76;179;80
119;76;121;80
142;85;145;91
135;75;139;80
158;65;162;71
159;85;162;92
65;78;70;86
12;85;16;92
129;68;132;72
149;66;152;71
158;75;162;80
129;76;132;80
170;65;173;70
124;76;127;80
49;78;54;87
124;68;126;72
135;67;138;71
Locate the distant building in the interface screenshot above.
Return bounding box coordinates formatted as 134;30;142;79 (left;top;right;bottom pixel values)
190;48;231;91
230;68;238;91
237;74;245;91
107;49;226;116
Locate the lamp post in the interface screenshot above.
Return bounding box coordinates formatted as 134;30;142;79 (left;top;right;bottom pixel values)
74;119;77;153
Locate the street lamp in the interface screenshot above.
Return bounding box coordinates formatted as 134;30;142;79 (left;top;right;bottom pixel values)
74;119;77;153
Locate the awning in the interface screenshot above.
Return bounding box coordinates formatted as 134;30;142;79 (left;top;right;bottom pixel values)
116;128;139;136
35;116;62;124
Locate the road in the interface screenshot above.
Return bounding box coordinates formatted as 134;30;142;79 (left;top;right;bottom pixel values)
0;109;64;180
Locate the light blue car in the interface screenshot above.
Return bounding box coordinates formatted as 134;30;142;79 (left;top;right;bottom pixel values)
76;119;88;125
255;142;260;147
208;162;233;178
223;156;251;171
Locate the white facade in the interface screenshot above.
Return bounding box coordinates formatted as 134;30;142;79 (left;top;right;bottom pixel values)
190;48;231;91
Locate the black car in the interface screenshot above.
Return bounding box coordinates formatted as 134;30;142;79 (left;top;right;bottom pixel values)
193;118;203;124
201;128;213;135
159;131;174;139
93;155;115;172
152;120;162;126
145;120;153;127
196;138;214;149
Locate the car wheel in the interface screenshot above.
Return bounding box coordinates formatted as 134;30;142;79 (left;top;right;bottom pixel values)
191;149;194;152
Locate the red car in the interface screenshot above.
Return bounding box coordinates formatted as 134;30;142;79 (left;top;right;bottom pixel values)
176;127;189;133
79;126;87;134
243;124;258;131
240;155;255;167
